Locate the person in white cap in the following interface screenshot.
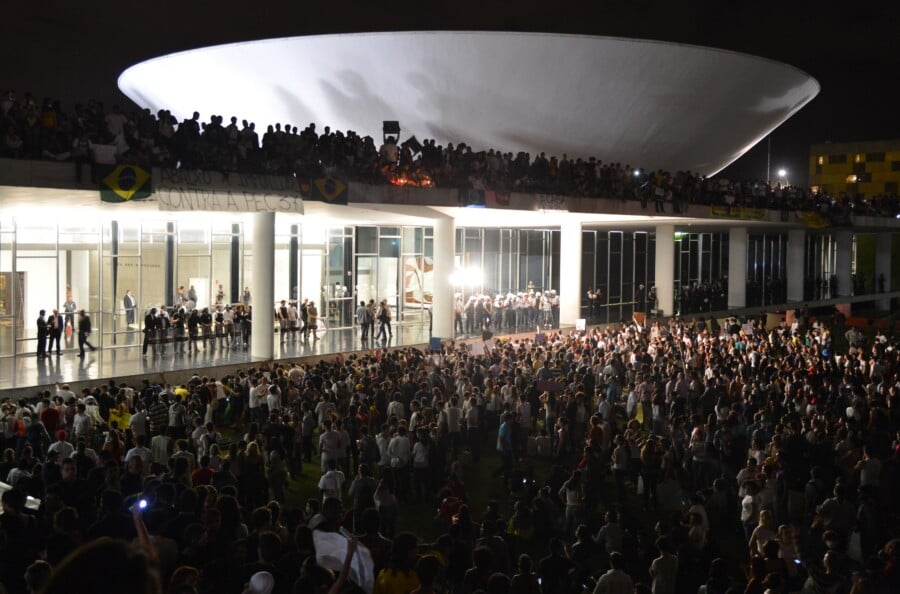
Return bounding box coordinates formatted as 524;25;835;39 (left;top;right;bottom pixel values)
243;571;274;594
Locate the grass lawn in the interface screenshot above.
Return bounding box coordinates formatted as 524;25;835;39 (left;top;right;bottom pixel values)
234;429;748;584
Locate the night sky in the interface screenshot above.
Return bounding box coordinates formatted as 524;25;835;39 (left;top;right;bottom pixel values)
3;0;899;185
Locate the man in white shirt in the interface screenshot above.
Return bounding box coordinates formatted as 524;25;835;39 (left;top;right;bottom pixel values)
388;426;412;502
593;552;633;594
319;420;342;472
315;396;336;428
124;434;153;469
197;422;222;459
247;378;264;425
47;430;75;460
463;395;482;463
129;408;147;440
408;401;423;435
266;385;282;416
376;425;392;470
73;403;92;441
649;538;678;594
317;459;345;502
151;433;172;466
441;397;463;457
386;396;405;422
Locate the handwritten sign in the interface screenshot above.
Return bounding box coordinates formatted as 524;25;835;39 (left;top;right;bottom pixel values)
155;169;303;213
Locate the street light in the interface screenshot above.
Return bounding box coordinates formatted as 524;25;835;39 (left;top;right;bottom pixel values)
777;168;788;186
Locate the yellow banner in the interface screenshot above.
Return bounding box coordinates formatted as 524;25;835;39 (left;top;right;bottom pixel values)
797;211;830;229
710;205;767;220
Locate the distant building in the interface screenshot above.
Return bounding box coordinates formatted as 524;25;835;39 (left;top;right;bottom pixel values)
809;139;900;198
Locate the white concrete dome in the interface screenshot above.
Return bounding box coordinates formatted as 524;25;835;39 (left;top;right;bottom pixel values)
118;31;819;175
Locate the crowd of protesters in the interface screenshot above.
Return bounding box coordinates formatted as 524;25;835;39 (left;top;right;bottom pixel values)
2;88;898;218
1;305;899;594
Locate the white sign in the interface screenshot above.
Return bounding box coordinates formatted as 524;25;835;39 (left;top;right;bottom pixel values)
575;318;586;331
157;189;303;213
313;531;375;594
155;169;303;213
536;193;567;211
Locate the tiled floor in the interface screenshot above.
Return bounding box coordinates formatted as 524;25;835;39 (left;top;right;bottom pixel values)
0;322;518;396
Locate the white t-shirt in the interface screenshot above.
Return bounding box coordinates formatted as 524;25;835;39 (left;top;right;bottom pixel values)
125;446;152;468
388;435;411;464
443;406;462;433
741;494;758;524
412;441;429;467
266;392;281;413
73;412;92;437
318;469;345;500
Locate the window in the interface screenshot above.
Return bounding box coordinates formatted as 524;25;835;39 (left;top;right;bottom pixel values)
866;152;885;162
829;154;847;164
816;156;824;165
892;160;900;172
853;162;867;175
885;182;898;195
356;227;377;254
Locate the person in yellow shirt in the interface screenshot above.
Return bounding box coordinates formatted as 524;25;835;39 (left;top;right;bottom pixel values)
174;385;190;401
108;400;131;432
374;533;420;594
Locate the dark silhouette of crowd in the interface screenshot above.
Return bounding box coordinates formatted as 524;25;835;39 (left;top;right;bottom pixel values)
2;88;898;219
1;307;899;594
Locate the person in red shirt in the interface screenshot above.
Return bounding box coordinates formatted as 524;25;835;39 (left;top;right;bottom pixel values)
191;455;215;486
40;399;61;435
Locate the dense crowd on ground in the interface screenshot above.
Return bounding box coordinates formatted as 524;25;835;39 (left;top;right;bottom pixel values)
2;88;897;218
1;306;899;594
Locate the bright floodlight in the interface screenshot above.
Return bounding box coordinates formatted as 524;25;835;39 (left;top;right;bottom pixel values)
450;266;483;287
777;168;787;177
118;32;819;175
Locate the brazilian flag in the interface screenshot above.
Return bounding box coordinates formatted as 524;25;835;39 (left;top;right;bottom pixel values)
99;164;152;202
310;176;348;205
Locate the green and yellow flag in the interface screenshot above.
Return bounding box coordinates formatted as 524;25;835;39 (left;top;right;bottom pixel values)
99;164;151;202
310;176;348;205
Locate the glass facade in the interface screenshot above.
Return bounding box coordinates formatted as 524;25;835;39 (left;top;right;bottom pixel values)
582;230;656;323
672;232;728;315
805;233;839;300
0;213;262;356
746;233;787;306
2;208;869;358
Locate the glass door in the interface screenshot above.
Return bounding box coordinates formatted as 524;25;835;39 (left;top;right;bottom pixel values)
14;223;59;355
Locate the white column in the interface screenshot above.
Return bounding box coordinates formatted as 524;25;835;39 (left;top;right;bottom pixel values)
728;227;748;309
835;230;853;298
431;216;455;339
559;220;582;327
787;230;805;303
251;212;275;360
654;225;674;316
876;233;892;311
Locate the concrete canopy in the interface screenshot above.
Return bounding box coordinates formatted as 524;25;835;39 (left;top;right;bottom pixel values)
118;31;819;176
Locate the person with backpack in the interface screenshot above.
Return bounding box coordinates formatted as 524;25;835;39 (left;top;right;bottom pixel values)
375;299;392;342
198;421;221;459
